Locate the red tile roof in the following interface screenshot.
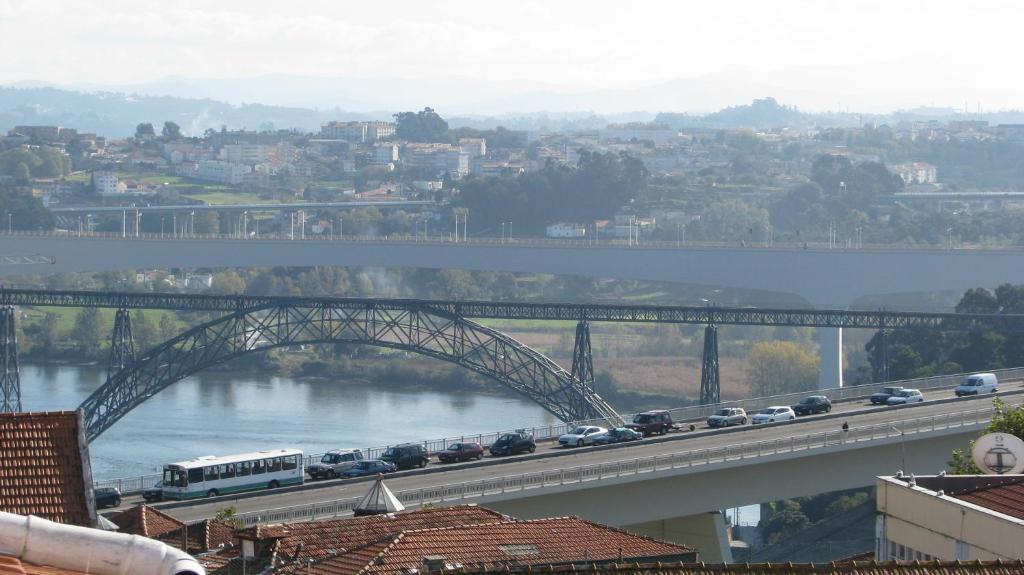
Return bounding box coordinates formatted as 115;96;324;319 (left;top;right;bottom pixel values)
953;482;1024;520
296;517;695;575
158;518;237;553
109;504;185;538
0;555;88;575
441;560;1024;575
0;411;93;526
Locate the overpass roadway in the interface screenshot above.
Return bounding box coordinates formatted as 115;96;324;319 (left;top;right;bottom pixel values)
148;388;1012;526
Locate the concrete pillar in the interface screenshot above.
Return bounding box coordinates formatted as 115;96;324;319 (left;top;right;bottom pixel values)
819;327;843;389
624;512;733;563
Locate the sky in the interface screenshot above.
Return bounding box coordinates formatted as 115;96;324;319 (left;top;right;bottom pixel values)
1;0;1022;113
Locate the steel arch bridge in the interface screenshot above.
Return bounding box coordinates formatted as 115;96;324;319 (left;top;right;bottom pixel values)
79;301;620;441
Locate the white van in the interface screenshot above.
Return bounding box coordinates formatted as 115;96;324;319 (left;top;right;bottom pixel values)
955;373;998;397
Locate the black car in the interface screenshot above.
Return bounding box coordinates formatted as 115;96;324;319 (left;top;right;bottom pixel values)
94;487;121;509
379;443;429;470
869;386;904;405
342;460;398;478
142;480;164;502
489;432;536;456
792;395;832;416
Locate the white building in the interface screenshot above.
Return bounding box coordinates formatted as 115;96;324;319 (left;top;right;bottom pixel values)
320;121;396;143
892;162;938;185
93;172;126;196
402;144;469;178
546;222;587;238
195;160;251;185
372;143;399;165
459;137;487;157
221;144;268;165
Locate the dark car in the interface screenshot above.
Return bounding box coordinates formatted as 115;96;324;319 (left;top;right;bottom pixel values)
94;487;121;509
625;410;674;436
870;386;904;405
379;443;429;470
592;427;642;445
341;460;397;478
792;395;832;416
142;480;163;503
438;442;484;463
489;432;536;456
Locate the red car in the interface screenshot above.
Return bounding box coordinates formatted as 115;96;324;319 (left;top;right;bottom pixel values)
437;442;484;463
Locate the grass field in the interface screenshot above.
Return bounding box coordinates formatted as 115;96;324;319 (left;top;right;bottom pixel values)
181;191;268;205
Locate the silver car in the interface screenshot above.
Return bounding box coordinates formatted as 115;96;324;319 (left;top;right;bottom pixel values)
707;408;748;428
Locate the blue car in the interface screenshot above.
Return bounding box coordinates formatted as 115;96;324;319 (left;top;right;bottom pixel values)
592;427;642;445
342;460;398;478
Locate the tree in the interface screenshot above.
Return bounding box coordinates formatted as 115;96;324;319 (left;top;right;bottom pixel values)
746;340;819;396
211;271;246;294
158;314;178;342
393;107;449;142
71;308;104;359
135;123;155;141
162;121;182;140
759;508;811;545
950;398;1024;474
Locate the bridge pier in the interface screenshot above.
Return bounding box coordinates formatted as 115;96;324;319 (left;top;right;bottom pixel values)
570;320;595;418
0;306;21;413
624;512;733;562
699;325;720;405
108;308;136;380
818;327;843;389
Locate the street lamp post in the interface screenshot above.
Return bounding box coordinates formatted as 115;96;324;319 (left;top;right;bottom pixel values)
161;217;165;238
891;425;906;473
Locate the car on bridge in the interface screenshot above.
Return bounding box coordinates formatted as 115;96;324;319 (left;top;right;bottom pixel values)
437;442;484;463
380;444;429;470
870;386;905;405
955;373;998;396
707;407;747;428
94;487;121;509
592;427;643;444
751;406;796;424
489;432;536;456
558;426;608;448
886;388;924;405
341;460;397;478
306;449;365;479
792;396;832;416
626;410;674;435
142;481;164;503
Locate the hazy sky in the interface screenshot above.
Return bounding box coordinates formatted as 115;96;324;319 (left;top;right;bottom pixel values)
1;0;1022;112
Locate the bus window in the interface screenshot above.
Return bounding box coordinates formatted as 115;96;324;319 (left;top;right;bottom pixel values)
188;468;204;484
252;459;266;475
238;461;251;477
221;464;236;479
163;468;175;484
205;466;219;481
282;455;298;471
267;458;282;472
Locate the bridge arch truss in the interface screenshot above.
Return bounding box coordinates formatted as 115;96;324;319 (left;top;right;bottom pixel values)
80;302;620;441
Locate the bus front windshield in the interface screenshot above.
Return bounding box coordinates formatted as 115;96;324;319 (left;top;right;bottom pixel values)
162;467;188;487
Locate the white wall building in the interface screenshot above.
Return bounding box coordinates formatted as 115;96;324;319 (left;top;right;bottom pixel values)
94;172;126;196
196;160;251;185
221;144;268;165
372;143;399;165
546;222;587;238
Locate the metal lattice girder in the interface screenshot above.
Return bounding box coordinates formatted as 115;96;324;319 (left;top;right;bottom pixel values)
699;324;720;405
108;308;136;381
2;287;1024;331
80;304;623;441
570;321;595;419
0;306;21;413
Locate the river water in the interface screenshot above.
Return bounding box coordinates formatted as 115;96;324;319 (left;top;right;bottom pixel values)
19;364;557;480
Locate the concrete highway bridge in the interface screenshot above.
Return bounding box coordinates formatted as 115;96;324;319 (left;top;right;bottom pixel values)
141;388;1012;562
6;233;1024;387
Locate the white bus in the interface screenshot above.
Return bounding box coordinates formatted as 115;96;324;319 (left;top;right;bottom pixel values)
161;448;304;500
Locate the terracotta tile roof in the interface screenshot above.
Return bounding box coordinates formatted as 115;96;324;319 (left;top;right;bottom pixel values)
0;555;88;575
295;516;695;575
440;560;1024;575
0;412;93;526
109;504;185;538
252;505;509;565
953;482;1024;520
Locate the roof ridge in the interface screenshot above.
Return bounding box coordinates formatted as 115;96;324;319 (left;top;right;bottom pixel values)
354;532;408;575
562;516;694;551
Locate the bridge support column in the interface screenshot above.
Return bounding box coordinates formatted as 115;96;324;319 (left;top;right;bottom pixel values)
570;320;594;419
699;325;720;405
108;308;136;380
0;306;21;413
819;327;843;389
624;512;733;562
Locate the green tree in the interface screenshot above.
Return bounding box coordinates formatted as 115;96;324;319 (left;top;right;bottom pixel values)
71;308;104;359
135;123;155;140
950;398;1024;474
211;271;246;294
162;121;182;140
393;107;449;142
132;311;155;351
746;340;819;396
158;314;178;342
760;508;811;545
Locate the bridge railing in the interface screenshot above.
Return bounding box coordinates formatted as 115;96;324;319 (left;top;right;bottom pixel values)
232;400;1001;527
90;366;1023;495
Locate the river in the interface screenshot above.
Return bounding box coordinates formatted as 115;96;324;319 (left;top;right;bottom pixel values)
18;364;558;480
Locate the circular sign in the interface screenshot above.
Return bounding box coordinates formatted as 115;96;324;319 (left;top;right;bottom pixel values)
972;433;1024;475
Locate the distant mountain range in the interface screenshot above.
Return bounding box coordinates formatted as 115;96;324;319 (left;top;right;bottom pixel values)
2;83;1024;139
